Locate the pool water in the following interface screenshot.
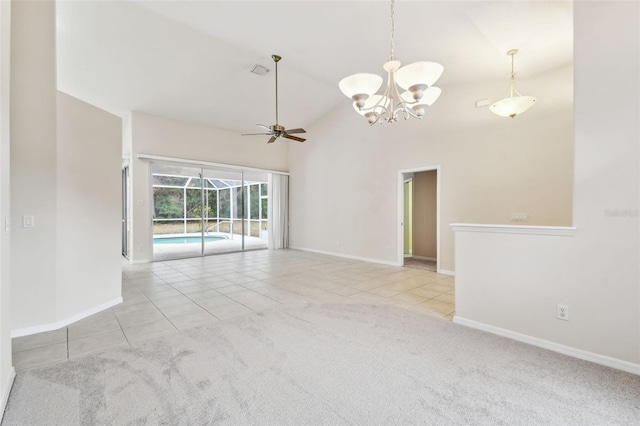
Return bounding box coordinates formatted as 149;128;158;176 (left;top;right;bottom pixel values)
153;236;225;245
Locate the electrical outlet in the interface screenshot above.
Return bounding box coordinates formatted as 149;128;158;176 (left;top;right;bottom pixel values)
557;304;569;321
138;245;144;252
511;213;528;222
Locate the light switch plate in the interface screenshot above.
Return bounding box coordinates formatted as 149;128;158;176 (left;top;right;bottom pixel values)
23;215;34;228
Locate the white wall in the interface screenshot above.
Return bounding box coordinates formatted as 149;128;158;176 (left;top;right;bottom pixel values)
10;0;57;329
129;112;288;263
0;0;13;417
453;1;639;370
289;64;574;271
56;92;122;320
10;0;123;335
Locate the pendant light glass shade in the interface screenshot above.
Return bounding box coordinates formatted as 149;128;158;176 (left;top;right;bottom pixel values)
394;62;444;100
339;73;384;107
490;49;536;118
490;95;536;118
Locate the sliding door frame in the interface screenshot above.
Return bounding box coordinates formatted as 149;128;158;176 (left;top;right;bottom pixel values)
148;156;284;261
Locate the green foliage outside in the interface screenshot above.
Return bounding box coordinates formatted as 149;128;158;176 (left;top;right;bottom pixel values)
154;181;266;221
153;188;183;219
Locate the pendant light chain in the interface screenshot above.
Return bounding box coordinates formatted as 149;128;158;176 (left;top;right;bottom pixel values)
508;51;519;98
510;52;515;79
390;0;396;61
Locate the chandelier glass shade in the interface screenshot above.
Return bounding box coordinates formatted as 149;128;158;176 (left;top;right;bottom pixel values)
339;0;443;125
490;49;536;118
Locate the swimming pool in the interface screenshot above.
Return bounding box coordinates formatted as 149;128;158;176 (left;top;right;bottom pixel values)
153;236;226;245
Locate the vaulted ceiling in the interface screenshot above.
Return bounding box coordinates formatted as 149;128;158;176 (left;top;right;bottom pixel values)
56;0;572;134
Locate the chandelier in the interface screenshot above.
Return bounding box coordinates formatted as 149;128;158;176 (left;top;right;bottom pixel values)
490;49;536;118
338;0;443;125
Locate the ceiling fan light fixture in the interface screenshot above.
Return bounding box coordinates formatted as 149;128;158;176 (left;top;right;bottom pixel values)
490;49;536;118
338;0;443;125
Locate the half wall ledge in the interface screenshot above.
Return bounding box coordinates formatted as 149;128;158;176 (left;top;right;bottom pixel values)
450;223;576;237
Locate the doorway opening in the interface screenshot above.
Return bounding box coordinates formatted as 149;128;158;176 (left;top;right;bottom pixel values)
398;166;440;273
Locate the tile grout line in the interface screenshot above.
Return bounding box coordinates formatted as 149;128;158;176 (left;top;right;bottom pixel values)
111;308;132;347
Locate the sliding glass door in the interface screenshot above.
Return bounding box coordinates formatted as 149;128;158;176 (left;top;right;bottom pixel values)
152;163;203;261
151;161;271;261
202;168;243;255
243;172;269;251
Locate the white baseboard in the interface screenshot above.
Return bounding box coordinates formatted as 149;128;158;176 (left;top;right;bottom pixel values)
289;247;399;267
412;256;437;261
453;316;640;376
438;269;455;276
131;259;151;264
11;297;123;338
0;367;15;422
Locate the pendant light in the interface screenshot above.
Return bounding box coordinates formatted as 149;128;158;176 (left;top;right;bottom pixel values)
490;49;536;118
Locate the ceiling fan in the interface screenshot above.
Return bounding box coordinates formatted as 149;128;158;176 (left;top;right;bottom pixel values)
242;54;306;143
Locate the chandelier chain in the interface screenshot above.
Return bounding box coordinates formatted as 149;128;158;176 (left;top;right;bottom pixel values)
390;0;395;60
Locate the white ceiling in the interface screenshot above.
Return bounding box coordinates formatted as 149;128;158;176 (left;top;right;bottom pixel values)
56;0;573;134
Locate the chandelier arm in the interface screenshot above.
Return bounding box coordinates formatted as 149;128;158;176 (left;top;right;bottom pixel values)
370;107;388;126
390;74;421;120
396;101;421;120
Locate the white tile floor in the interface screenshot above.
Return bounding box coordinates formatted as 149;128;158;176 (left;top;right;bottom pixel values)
12;249;455;371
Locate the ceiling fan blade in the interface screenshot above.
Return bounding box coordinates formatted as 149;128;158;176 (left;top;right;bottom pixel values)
284;128;306;134
257;124;272;131
283;134;306;143
242;133;272;136
267;135;278;144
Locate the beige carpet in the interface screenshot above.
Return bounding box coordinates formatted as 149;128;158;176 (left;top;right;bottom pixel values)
3;303;639;425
